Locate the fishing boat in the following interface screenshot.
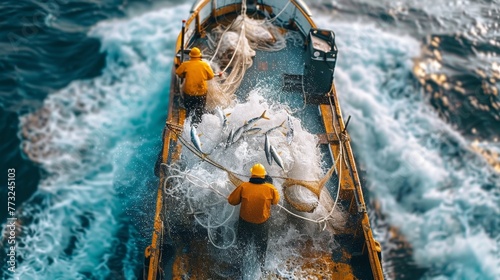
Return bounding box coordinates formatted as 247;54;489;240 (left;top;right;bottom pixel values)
145;0;384;279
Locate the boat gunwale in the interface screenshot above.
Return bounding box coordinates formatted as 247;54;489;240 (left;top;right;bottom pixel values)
174;0;317;69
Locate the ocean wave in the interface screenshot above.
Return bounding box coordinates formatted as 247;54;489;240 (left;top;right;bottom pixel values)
5;4;190;279
322;19;500;279
1;1;499;279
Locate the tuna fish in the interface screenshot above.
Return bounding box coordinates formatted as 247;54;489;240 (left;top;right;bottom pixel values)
225;129;234;148
215;107;229;131
264;120;286;135
243;127;262;135
264;133;272;165
246;110;269;126
232;125;246;144
270;145;285;171
190;125;204;154
286;115;294;145
231;110;270;144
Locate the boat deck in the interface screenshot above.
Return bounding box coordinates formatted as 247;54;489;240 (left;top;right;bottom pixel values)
235;32;375;280
157;27;376;279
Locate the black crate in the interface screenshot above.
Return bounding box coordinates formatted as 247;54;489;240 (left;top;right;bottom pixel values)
304;28;338;94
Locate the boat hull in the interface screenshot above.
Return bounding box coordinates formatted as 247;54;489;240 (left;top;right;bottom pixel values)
145;1;384;279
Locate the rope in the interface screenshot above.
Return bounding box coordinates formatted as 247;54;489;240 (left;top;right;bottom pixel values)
164;121;346;228
209;20;236;64
316;146;343;224
266;0;292;23
161;0;350;234
167;123;248;178
204;0;289;108
221;24;246;74
207;223;236;250
162;164;238;249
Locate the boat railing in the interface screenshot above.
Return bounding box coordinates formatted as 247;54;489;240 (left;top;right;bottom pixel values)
324;83;384;279
145;1;385;279
180;0;316;57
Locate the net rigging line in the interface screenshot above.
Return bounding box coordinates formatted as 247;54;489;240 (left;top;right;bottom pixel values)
165;122;346;224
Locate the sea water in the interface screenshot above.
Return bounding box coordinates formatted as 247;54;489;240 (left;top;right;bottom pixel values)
1;1;499;279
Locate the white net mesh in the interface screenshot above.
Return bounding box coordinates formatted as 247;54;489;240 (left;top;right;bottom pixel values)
164;1;348;275
205;11;288;111
164;89;348;276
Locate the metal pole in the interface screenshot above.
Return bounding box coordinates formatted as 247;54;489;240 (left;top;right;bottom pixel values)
181;20;186;63
342;115;351;134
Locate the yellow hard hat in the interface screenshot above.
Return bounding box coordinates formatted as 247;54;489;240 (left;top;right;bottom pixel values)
189;47;202;58
250;163;266;178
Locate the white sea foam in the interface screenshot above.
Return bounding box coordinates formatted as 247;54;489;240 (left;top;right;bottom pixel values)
12;4;191;279
313;17;500;279
164;88;346;276
10;2;500;280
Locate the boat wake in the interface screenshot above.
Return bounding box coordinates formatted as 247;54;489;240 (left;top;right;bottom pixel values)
325;20;500;279
8;5;190;279
5;2;499;279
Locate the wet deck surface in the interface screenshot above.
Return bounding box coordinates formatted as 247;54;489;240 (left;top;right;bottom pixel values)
160;26;375;280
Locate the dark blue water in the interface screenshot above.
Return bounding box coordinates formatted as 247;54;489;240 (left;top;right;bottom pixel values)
0;0;112;223
1;0;178;278
1;0;499;279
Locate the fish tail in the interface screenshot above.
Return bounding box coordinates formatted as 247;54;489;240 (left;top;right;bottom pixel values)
261;110;270;120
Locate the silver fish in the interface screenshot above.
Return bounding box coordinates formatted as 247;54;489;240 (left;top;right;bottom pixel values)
190;125;204;154
270;145;284;171
215;107;228;130
226;129;234;147
246;110;269;127
243;127;262;135
286;116;294;145
264;133;272;165
264;120;285;135
232;110;270;143
232;125;245;144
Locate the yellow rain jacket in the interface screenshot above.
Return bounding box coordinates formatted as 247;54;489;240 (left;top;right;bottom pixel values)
175;58;215;96
228;180;280;224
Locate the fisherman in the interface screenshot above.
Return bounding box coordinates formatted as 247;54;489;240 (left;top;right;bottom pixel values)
175;47;220;124
228;163;280;269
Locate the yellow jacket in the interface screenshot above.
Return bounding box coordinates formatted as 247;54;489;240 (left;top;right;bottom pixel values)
228;180;280;224
175;58;215;96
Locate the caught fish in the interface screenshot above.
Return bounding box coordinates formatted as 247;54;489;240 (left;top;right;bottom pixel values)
232;110;270;143
215;107;229;130
264;120;285;135
232;125;245;144
286;115;294;145
243;127;262;135
226;129;234;147
190;125;204;154
264;133;272;165
270;145;284;171
246;110;270;127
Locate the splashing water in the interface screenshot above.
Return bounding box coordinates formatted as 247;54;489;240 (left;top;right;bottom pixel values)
5;1;499;279
163;89;347;277
320;19;500;279
10;5;191;279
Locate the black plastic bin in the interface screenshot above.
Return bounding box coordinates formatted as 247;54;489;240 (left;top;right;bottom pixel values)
303;28;338;94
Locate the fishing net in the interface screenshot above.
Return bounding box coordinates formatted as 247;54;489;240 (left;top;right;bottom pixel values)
163;164;238;250
162;160;340;251
168;120;341;214
281;165;337;212
161;91;350;262
205;2;288;111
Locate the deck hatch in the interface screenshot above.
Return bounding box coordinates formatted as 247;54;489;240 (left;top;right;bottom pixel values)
282;73;303;91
